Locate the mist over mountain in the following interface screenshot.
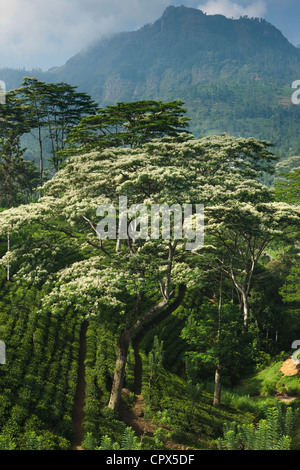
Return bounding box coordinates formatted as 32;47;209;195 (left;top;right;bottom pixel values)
1;5;300;158
44;6;300;100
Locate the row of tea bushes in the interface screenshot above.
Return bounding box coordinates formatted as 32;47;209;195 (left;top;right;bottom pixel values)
0;282;82;449
82;317;128;449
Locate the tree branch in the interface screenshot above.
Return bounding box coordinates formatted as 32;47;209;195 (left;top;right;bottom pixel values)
128;284;186;341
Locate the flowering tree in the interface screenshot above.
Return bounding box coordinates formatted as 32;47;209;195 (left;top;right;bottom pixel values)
1;133;296;411
204;195;300;331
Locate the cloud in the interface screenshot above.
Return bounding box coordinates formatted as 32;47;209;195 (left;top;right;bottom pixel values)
0;0;297;70
197;0;267;18
0;0;172;70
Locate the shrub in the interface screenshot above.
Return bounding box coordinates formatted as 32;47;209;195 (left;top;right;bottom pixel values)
97;427;142;450
0;433;17;450
217;405;297;450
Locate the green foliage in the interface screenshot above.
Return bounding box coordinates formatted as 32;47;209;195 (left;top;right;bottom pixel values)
0;133;39;208
186;380;204;423
217;405;296;450
66;100;190;154
120;427;142;450
82;432;100;450
275;168;300;204
139;356;261;449
0;79;299;451
22;431;44;450
8;132;283;413
280;258;300;304
0;280;81;449
236;361;289;396
0;433;17;450
97;434;121;450
2;6;300;161
3;77;98;177
97;427;142;450
220;389;276;416
181;302;250;383
81;317;131;448
147;336;164;385
247;254;297;354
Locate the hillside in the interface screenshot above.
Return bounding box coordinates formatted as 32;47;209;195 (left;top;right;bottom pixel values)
1;6;300;158
44;6;299;93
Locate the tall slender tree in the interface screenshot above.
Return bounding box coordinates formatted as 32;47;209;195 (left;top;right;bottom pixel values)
42;82;98;172
9;78;49;184
10;77;99;177
0;132;39;280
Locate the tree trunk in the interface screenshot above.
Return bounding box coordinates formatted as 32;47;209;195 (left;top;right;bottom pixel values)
241;291;249;333
213;364;222;406
7;233;10;282
7;198;11;281
38;126;43;185
213;273;223;406
108;331;130;412
107;285;186;412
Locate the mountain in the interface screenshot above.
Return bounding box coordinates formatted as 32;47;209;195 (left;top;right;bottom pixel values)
1;5;300;159
45;6;300;101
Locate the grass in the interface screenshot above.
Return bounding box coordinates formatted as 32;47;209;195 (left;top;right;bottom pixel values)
136;350;300;450
235;361;300;397
139;356;260;450
277;374;300;396
82;318;300;450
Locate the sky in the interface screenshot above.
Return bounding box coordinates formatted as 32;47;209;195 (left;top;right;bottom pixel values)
0;0;300;70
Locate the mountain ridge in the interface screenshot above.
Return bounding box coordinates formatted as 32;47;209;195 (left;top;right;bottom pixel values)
1;5;300;159
2;6;300;96
44;5;300;99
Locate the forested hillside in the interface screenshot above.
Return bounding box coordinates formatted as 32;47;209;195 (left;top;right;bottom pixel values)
45;6;300;93
0;80;299;450
1;6;300;162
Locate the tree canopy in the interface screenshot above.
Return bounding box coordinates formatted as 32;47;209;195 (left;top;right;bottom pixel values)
65;100;190;154
1;132;298;411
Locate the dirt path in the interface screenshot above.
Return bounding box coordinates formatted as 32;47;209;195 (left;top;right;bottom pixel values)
118;390;155;438
70;321;146;450
117;338;152;436
70;306;183;449
70;323;300;450
119;337;187;450
71;320;88;450
118;388;186;450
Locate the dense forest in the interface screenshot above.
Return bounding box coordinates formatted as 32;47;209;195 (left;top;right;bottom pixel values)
0;77;299;451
